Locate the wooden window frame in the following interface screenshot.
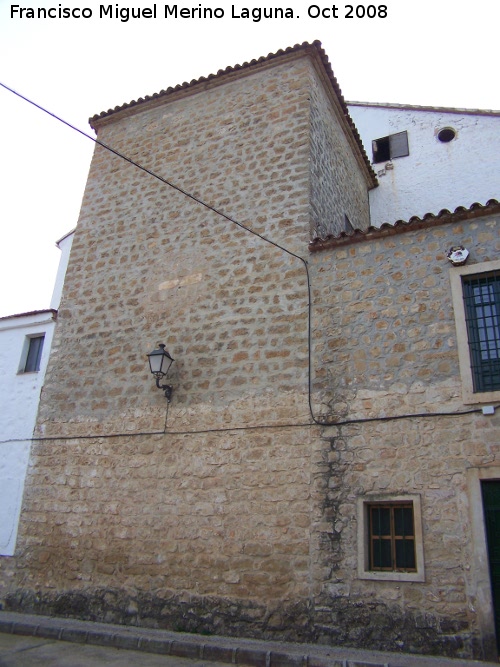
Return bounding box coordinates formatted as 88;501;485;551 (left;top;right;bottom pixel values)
368;502;416;572
357;494;425;582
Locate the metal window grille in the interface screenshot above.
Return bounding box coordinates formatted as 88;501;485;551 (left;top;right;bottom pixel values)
369;503;416;572
462;272;500;392
24;335;45;373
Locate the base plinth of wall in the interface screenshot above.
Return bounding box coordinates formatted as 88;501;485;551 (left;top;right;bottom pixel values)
2;587;483;660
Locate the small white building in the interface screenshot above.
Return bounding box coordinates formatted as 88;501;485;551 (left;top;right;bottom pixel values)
0;230;74;556
347;103;500;227
50;229;74;311
0;309;57;555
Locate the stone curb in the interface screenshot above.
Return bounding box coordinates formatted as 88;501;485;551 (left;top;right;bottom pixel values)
0;611;495;667
0;612;379;667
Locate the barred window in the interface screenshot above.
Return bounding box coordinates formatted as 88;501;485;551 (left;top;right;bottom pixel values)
369;503;416;572
462;272;500;393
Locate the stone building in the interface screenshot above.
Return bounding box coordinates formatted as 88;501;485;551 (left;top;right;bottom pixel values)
1;41;499;661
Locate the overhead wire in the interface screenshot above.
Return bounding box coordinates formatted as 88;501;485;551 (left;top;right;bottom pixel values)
0;81;495;443
0;404;494;447
0;80;320;425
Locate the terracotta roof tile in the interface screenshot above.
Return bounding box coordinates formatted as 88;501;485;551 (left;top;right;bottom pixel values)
308;199;500;252
89;41;376;187
90;42;318;123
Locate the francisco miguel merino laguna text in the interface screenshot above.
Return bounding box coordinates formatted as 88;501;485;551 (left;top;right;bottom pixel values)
10;4;299;21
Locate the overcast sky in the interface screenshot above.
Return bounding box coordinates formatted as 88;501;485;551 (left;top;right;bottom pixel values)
0;0;498;317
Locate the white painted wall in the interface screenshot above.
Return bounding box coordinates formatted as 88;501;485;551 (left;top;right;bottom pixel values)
0;230;73;556
347;104;500;227
0;311;56;555
50;229;74;310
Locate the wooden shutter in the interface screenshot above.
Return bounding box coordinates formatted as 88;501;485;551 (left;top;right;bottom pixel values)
389;131;409;159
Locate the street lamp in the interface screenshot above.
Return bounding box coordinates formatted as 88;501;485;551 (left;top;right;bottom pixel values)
147;343;175;402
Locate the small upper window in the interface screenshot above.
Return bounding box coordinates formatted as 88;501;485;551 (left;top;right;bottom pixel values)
462;272;500;393
372;131;409;164
23;335;45;373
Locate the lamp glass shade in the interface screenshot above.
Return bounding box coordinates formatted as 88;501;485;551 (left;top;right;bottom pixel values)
147;344;174;377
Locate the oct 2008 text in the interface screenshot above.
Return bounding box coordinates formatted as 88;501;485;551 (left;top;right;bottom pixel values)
10;3;389;21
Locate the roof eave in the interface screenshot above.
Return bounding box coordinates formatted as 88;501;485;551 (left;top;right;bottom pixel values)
309;199;500;252
88;41;377;188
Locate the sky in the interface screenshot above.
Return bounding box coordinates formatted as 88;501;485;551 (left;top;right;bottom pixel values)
0;0;499;318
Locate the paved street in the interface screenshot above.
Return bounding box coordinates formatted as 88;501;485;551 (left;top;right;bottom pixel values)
1;611;498;667
0;633;229;667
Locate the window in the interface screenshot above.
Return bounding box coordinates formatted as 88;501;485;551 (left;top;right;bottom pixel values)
462;273;500;393
369;503;416;572
22;335;45;372
372;131;409;164
357;494;425;582
450;260;500;404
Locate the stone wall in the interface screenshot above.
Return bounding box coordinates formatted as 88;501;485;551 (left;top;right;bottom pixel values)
310;213;499;409
38;55;316;434
307;211;500;659
1;46;498;662
0;50;364;640
309;68;371;238
3;427;316;638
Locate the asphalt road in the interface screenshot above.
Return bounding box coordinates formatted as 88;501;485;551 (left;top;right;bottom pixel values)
0;633;230;667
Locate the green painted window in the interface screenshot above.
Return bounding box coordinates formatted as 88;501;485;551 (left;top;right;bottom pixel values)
462;273;500;392
481;481;500;644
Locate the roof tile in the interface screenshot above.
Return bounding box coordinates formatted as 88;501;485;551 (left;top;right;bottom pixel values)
309;199;500;252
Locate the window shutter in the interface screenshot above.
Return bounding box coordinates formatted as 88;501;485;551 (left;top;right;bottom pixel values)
389;131;409;159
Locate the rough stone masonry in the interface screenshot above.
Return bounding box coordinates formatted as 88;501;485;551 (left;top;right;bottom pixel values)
1;42;499;661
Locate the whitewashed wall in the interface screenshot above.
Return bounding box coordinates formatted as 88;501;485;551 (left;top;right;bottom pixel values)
348;104;500;227
50;230;74;310
0;311;56;555
0;230;73;556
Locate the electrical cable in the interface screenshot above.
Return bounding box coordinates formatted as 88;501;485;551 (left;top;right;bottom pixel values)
0;80;321;426
0;404;495;447
0;422;314;446
1;82;495;441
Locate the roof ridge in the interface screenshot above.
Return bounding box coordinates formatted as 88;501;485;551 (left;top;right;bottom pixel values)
88;41;376;186
347;101;500;117
89;41;321;124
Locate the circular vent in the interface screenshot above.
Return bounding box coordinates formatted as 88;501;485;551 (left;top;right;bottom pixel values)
437;127;456;143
